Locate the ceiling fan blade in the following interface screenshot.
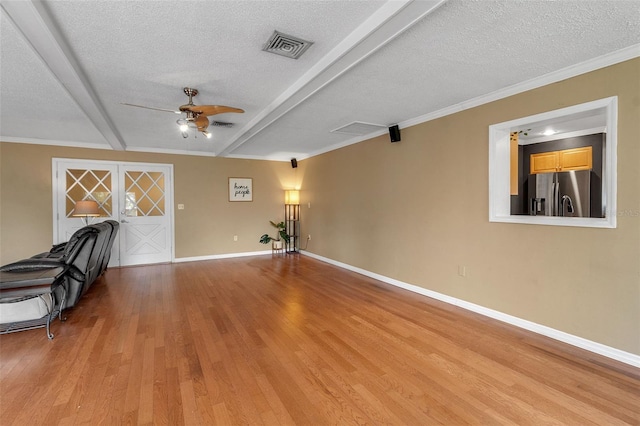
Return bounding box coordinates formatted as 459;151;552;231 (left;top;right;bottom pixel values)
121;103;181;114
194;115;209;132
181;105;244;116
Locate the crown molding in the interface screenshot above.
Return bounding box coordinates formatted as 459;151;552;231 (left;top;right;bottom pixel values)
399;44;640;130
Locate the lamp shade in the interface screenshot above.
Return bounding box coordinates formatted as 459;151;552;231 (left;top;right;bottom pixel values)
284;190;300;205
72;200;100;217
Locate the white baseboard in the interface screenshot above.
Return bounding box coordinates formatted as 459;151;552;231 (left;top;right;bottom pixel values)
174;250;272;263
301;251;640;368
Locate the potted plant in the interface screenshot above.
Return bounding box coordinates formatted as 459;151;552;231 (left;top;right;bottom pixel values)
259;221;289;250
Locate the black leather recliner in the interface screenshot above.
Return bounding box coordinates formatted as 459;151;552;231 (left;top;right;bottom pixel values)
98;220;119;274
33;220;119;267
0;226;99;337
0;221;119;337
1;226;101;309
77;221;115;304
57;220;119;307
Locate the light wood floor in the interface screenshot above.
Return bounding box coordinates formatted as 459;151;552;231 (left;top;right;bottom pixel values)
1;255;638;425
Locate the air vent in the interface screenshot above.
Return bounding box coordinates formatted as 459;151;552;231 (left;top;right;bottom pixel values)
210;121;234;128
331;121;387;136
262;30;313;60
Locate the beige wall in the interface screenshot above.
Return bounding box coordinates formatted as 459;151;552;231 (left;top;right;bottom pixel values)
0;144;295;264
1;59;638;356
300;58;640;355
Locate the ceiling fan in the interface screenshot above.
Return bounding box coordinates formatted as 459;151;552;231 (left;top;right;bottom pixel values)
122;87;244;138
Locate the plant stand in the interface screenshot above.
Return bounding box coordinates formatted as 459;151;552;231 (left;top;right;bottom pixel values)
272;240;284;254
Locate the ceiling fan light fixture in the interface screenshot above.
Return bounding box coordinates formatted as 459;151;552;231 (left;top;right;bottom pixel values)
176;118;189;132
125;87;243;141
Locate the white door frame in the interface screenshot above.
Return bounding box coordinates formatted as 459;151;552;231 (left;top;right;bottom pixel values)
52;158;175;265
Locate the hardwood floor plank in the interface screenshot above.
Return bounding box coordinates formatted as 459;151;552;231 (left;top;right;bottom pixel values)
150;346;168;425
86;372;116;424
1;255;638;425
107;352;133;422
165;366;185;425
211;402;232;424
123;332;146;414
253;372;298;425
293;348;377;424
136;337;155;424
178;380;202;425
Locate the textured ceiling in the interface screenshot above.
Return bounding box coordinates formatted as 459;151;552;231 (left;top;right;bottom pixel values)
1;0;639;160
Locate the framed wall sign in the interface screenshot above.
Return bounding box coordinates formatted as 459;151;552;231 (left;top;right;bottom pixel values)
229;178;253;202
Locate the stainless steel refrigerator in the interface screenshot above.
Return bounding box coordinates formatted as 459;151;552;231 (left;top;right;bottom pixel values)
528;170;591;217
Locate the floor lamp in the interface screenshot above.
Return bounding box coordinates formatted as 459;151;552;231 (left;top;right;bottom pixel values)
72;200;100;225
284;190;300;253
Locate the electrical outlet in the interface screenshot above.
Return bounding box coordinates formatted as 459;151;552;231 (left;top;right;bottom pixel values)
233;235;238;241
178;204;185;210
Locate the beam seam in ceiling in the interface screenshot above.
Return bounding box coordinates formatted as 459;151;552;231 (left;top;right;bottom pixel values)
218;0;448;157
1;1;126;150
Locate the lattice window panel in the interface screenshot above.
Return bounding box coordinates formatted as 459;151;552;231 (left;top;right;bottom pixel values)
65;169;112;217
124;171;165;217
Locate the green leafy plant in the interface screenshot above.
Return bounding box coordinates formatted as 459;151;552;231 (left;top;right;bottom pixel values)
259;221;290;244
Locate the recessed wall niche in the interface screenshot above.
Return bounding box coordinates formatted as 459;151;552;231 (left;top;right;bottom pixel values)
489;97;617;228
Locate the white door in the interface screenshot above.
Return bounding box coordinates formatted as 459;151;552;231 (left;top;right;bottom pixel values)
55;161;120;264
118;164;172;266
54;159;173;267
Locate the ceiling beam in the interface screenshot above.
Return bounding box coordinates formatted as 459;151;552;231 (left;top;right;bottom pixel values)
1;0;126;150
218;0;447;158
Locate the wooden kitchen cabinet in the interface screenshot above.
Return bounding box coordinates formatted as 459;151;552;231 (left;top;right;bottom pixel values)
559;146;593;171
530;146;592;174
530;151;559;174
